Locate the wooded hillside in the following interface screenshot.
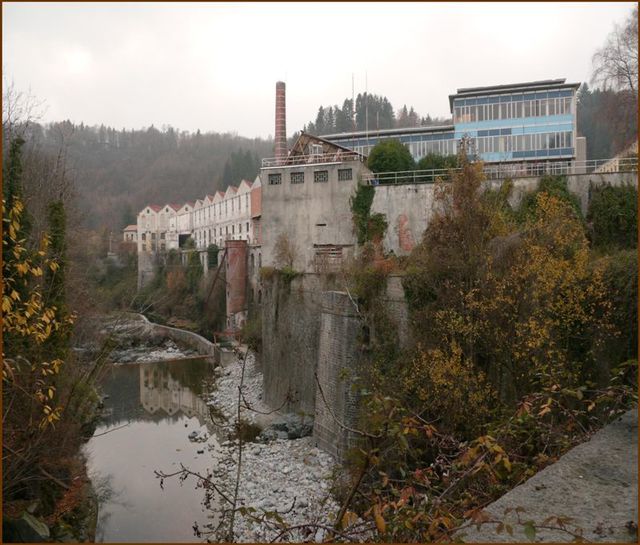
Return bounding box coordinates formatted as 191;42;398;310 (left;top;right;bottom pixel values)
23;122;273;231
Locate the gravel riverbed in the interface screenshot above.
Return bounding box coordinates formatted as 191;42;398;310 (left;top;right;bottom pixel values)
204;352;341;542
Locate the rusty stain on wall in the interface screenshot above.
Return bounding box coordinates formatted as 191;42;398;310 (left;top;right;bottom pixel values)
397;214;415;252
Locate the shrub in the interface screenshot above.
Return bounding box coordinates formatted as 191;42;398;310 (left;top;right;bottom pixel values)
401;342;498;438
259;266;276;281
239;315;262;353
350;184;388;245
274;233;297;269
207;243;220;269
279;265;301;283
416;153;458;181
517;175;583;224
587;183;637;250
367;139;415;174
595;249;638;363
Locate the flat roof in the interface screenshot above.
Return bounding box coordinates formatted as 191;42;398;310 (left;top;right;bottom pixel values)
449;79;581;111
323;124;454;141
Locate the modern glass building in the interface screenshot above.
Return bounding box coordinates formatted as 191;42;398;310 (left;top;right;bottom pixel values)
323;79;582;168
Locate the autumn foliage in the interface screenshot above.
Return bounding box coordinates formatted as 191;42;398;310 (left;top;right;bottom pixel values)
338;146;636;542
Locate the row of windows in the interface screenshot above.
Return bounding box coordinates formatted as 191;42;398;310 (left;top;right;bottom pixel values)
196;222;251;242
332;131;455;150
454;89;573;107
454;96;573;124
408;139;457;158
193;194;251;226
474;131;573;155
268;168;353;185
141;242;166;252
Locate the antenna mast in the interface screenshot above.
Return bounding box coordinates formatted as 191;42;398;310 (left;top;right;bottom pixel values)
365;71;369;149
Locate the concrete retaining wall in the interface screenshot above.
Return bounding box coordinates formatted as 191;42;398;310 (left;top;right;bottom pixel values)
260;273;410;459
372;171;638;256
459;408;638;543
130;313;238;365
371;183;436;256
261;274;327;416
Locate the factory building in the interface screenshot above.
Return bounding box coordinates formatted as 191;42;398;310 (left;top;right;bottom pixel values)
323;79;585;171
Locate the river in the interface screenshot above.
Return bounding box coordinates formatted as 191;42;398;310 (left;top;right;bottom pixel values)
83;315;339;543
83;357;221;542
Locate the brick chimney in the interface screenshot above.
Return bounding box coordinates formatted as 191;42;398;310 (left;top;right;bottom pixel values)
275;81;287;164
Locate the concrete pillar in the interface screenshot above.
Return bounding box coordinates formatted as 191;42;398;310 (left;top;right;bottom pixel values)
225;239;248;331
574;136;587;174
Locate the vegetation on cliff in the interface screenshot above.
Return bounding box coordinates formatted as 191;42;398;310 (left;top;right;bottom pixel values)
2;133;104;541
335;145;637;542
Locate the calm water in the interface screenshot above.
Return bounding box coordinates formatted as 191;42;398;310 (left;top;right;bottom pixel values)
84;358;221;542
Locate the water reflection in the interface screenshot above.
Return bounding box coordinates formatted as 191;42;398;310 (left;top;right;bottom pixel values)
140;361;210;423
84;357;220;543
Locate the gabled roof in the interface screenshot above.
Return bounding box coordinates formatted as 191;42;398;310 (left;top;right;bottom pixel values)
292;131;363;154
285;131;367;163
146;204;162;213
237;179;252;194
177;203;192;214
224;185;237;199
124;224;137;231
162;203;181;213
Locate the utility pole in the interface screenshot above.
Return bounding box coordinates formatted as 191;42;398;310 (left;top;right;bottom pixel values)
365;71;369;151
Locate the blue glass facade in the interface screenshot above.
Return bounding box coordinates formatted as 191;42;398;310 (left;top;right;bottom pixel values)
330;128;457;160
324;80;580;166
452;87;576;162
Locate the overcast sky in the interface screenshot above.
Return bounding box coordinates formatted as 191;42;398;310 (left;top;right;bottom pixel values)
2;2;635;139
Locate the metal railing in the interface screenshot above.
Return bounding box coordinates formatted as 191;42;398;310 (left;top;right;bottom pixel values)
261;151;364;168
361;157;638;186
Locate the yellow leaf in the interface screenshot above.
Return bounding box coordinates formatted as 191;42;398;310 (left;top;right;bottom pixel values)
538;405;552;417
503;457;512;472
341;511;358;529
373;505;386;534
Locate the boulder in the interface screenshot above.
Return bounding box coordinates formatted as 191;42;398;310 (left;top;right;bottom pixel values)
258;414;314;442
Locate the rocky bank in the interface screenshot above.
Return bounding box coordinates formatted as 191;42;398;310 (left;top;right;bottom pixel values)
203;351;341;542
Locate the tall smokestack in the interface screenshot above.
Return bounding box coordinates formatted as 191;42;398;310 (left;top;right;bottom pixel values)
275;81;287;164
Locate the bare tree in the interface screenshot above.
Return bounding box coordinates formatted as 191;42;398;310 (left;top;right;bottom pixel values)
2;78;46;143
591;7;638;92
273;232;297;269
